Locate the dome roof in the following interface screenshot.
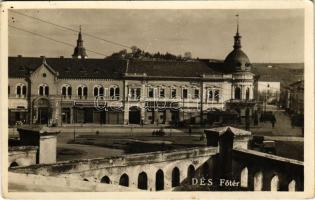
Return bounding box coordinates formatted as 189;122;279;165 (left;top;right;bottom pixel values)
224;49;251;72
223;15;251;72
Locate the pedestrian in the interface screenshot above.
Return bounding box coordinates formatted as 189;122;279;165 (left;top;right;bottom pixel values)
271;114;276;128
188;125;192;135
254;113;258;126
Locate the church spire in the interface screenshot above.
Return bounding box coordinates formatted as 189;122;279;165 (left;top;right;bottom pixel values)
233;14;242;49
72;25;88;59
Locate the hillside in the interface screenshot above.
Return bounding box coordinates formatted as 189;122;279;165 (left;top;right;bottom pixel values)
252;63;304;86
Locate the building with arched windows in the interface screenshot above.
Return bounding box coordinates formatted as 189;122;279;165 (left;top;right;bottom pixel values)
8;24;257;126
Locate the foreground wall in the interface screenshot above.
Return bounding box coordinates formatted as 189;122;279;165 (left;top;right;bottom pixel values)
11;147;218;191
232;148;303;191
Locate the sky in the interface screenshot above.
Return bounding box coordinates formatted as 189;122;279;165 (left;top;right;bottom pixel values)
8;9;304;63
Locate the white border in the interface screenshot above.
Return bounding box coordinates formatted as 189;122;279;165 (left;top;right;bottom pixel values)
1;1;314;199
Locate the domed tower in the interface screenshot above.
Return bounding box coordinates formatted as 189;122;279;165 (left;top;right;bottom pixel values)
72;26;88;59
225;15;255;102
224;16;251;72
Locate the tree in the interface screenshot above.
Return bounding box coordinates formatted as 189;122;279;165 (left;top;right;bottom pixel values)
184;52;192;59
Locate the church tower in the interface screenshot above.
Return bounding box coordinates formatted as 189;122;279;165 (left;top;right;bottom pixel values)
72;26;88;59
224;14;251;72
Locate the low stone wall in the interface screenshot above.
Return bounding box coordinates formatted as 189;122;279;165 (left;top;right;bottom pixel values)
8;172;138;192
10;147;218;191
8;146;38;168
231;148;303;191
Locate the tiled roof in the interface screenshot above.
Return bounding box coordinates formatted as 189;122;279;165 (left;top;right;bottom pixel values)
9;57;127;79
9;57;222;79
127;59;220;77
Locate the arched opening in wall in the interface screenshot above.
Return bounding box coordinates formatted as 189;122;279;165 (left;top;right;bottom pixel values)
246;87;250;100
172;167;180;187
34;98;51;125
202;162;210;179
119;173;129;187
270;175;279;191
138;172;148;190
9;162;18;169
100;176;110;184
234;87;241;100
254;171;263;191
187;165;195;185
129;106;141;124
155;169;164;191
240;167;248;188
288;179;296;191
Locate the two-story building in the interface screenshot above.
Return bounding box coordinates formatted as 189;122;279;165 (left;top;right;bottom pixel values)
8;25;256;127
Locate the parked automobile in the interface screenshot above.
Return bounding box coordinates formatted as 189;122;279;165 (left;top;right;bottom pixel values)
152;129;166;137
262;140;276;154
250;136;276;155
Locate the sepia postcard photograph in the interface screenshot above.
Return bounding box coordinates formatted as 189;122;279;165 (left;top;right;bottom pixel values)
1;1;314;199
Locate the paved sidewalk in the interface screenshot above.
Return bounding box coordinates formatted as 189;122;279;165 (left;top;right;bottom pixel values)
251;111;303;137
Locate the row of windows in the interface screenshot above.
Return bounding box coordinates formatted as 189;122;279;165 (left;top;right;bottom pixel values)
132;87;220;101
9;84;250;100
9;84;121;98
235;87;251;100
63;85;121;99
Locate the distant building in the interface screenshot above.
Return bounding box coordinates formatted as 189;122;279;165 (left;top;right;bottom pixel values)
255;81;281;104
283;80;304;115
8;24;257;126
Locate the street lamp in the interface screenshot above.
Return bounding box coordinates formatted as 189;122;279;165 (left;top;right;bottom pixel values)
264;84;270;112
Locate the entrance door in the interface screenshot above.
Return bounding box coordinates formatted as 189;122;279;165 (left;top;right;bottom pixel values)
171;110;179;127
38;108;49;124
129;107;140;124
62;108;71;124
84;108;93;123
